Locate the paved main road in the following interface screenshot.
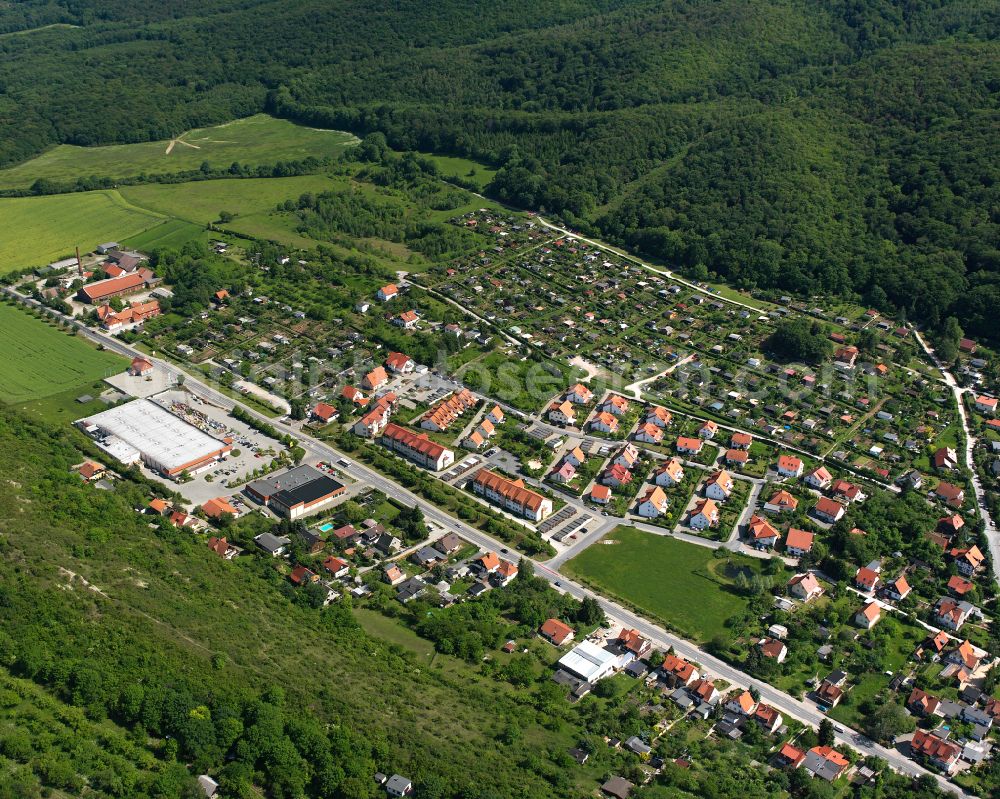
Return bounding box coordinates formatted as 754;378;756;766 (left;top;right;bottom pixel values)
12;292;965;795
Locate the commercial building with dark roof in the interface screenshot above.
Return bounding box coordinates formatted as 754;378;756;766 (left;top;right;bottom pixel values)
245;464;345;519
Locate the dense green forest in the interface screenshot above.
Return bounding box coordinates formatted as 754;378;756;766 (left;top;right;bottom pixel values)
0;0;997;341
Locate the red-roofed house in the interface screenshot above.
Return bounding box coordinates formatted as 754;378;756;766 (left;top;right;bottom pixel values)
676;436;703;455
202;496;238;519
362;366;388;391
950;544;985;576
322;556;350;578
764;490;798;513
804;466;832;489
312;402;338;423
788;572;823;602
540;618;575;646
730;432;752;449
974;395;997;415
566;383;593;404
753;703;784;734
590;484;612;504
376;283;399;302
777;455;803;478
748;515;780;549
935;481;965;508
726;690;757;716
883;574;911;601
689;498;719;531
813;497;845;523
855;601;881;629
784;528;814;557
758;638;787;662
661;654;699;687
385;351;415;374
777;744;806;769
910;730;961;773
637;485;668;518
855;567;880;592
129;356;154;376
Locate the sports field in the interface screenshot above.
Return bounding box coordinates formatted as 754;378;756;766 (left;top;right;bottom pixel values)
0;303;126;404
0;115;358;190
0;190;166;273
562;526;756;643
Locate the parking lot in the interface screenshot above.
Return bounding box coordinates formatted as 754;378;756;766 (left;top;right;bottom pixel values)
151;389;290;506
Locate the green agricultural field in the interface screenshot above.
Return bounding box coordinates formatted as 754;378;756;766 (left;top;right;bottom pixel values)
119;175;341;247
0;115;357;190
0;303;126;404
123;218;207;252
0;190;166;273
563;526;755;643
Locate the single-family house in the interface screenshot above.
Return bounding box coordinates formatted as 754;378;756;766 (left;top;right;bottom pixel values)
764;490;798;513
654;458;685;487
704;470;734;501
676;436;703;455
566;383;593;404
637;485;668;518
689;498;719;530
748;515;780;549
784;528;814;557
854;601;881;629
788;572;823;602
540;618;575;646
813;496;845;523
804;466;833;489
777;455;803;478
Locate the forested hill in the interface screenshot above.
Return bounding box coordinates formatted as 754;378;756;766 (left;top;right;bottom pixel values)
1;0;998;341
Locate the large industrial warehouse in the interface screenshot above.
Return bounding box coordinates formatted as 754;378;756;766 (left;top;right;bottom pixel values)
77;399;231;477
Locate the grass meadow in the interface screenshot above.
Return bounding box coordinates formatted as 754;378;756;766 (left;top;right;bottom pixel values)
563;525;755;643
0;115;357;190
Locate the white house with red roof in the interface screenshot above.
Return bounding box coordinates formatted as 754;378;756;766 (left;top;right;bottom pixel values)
385;351;415;374
704;470;733;501
637;485;668;518
804;465;832;489
591;411;619;434
654;458;685;487
689;498;719;530
566;383;593;404
376;283;399;302
634;422;663;444
548;400;577;426
974;395;997;415
777;454;803;478
788;572;823;602
784;528;814;557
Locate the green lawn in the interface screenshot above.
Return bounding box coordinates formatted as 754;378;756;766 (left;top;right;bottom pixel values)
0;190;166;272
563;526;753;643
0;115;357;190
0;303;127;403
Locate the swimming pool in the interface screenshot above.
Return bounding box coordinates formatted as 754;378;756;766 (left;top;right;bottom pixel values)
318;523;333;532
